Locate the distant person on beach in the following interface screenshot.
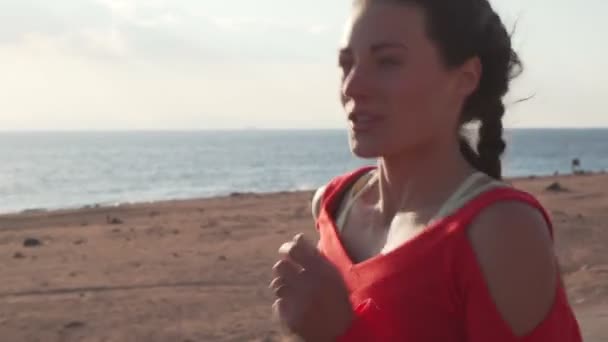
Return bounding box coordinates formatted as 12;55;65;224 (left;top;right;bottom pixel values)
269;0;583;341
572;158;582;174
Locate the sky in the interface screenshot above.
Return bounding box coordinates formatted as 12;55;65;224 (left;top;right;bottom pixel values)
0;0;606;130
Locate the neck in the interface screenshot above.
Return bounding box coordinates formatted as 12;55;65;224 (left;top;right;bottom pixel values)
374;139;476;224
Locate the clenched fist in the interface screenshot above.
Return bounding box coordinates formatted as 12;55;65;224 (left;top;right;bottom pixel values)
270;233;354;342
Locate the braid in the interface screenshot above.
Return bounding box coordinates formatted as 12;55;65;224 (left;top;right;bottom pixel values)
476;100;506;179
457;2;516;180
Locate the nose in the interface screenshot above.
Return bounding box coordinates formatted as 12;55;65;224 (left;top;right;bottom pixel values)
341;64;371;106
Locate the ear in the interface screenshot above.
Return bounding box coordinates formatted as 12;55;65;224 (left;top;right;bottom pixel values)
456;56;482;98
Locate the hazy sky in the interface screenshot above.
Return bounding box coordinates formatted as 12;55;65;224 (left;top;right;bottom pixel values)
1;0;606;130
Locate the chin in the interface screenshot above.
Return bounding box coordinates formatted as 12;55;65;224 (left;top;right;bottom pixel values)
349;135;383;160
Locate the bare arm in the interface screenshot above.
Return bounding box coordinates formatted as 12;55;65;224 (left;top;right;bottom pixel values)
466;201;558;337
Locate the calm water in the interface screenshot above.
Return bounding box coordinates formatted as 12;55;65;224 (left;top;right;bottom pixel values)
0;129;606;214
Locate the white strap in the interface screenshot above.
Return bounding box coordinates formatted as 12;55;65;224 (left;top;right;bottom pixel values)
432;177;507;220
335;171;508;233
335;170;378;231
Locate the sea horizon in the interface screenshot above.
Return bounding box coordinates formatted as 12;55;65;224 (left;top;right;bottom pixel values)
1;128;607;215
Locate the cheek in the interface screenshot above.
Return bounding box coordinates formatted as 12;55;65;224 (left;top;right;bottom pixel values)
382;67;445;124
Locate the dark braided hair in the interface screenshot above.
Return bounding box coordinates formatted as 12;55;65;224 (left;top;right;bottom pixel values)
384;0;523;179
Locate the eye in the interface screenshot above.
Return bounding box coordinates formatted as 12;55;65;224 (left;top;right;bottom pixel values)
377;56;402;68
338;57;354;75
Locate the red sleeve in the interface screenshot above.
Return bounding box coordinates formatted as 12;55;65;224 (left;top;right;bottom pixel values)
446;189;581;341
460;238;582;342
462;260;527;341
335;299;391;342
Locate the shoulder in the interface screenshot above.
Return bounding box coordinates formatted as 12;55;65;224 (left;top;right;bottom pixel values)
467;198;554;265
467;199;558;336
311;166;377;221
311;184;328;221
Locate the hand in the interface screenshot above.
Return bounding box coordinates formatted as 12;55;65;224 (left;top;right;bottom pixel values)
269;233;354;342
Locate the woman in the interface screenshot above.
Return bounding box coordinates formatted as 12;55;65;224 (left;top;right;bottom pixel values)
269;0;583;341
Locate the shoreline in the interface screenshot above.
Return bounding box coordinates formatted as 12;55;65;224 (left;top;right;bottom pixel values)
0;189;306;218
2;169;605;218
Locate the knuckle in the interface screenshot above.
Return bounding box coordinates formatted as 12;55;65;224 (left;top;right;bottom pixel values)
279;241;295;257
274;260;293;277
293;233;304;243
275;284;288;298
272;260;284;272
269;276;281;289
286;244;299;259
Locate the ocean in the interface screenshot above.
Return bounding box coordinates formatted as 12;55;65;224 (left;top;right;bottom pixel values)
0;129;606;214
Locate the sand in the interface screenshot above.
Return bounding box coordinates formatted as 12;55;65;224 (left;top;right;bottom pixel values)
0;173;607;342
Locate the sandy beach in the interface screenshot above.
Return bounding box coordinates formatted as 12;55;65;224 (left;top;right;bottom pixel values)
1;173;607;342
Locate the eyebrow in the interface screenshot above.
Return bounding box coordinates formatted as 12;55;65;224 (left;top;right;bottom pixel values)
371;42;408;53
339;42;408;55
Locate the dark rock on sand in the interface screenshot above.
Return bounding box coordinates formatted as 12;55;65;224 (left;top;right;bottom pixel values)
23;238;42;248
64;321;86;329
13;252;25;259
546;182;569;192
106;216;124;225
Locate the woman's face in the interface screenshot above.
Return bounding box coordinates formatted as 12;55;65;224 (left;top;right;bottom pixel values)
339;1;478;159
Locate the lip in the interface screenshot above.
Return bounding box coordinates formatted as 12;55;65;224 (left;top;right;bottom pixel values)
348;111;384;133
